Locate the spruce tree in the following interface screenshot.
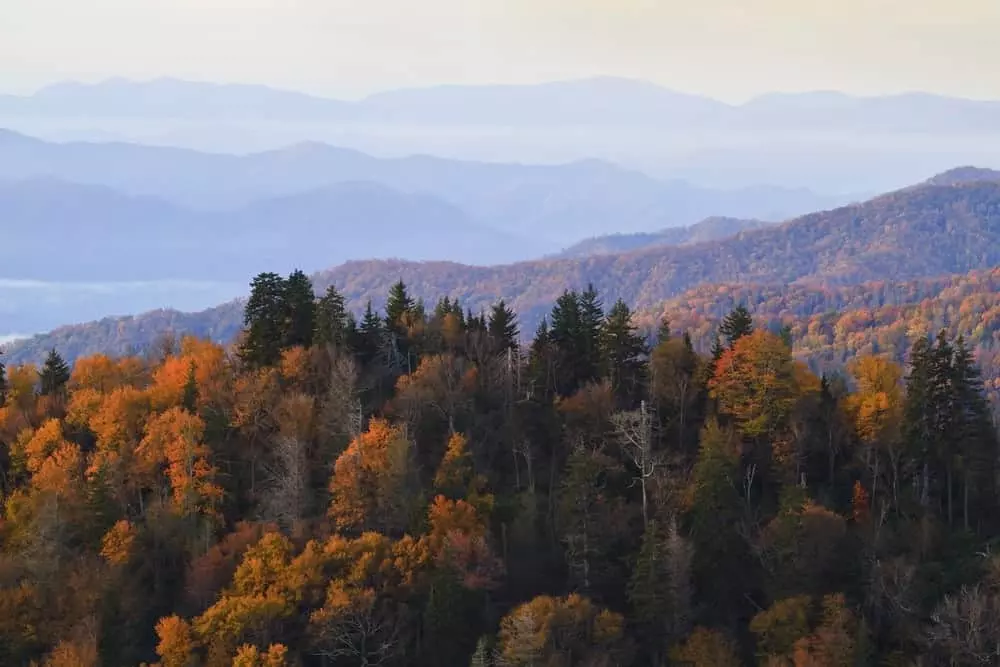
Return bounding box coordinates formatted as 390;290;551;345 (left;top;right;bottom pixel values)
719;305;754;348
39;349;71;396
358;299;385;366
181;361;199;413
0;351;6;407
657;316;672;344
579;283;604;376
487;299;518;353
385;279;414;333
314;285;350;349
282;269;316;349
239;272;287;368
602;299;647;407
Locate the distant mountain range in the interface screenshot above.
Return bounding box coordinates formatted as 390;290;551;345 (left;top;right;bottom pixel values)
555;217;771;258
8;170;1000;364
0;129;851;244
5;77;1000;134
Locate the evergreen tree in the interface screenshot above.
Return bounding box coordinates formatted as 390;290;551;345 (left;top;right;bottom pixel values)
952;337;997;530
710;333;725;361
39;349;70;396
181;361;199;413
719;305;754;348
358;299;385;366
314;285;350;349
0;351;6;407
656;317;672;344
527;318;554;398
385;279;414;333
280;269;316;350
549;290;595;395
579;284;605;375
601;299;647;408
487;299;519;353
239;272;287;368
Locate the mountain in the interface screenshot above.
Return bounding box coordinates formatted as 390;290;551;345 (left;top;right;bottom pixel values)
6;78;1000;134
0;130;851;241
556;217;771;257
8;173;1000;364
924;166;1000;186
0;178;534;282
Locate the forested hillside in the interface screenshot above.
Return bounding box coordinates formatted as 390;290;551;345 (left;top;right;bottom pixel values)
555;217;771;258
2;271;1000;665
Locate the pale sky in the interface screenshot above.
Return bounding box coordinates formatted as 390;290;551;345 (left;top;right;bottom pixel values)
2;0;999;101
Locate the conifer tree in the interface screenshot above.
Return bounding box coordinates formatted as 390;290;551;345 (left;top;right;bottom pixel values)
314;285;350;349
579;283;605;375
602;299;647;407
385;279;414;333
656;317;672;344
719;305;754;348
281;269;316;349
358;299;385;366
239;272;287;369
549;290;591;395
487;300;519;353
181;361;198;413
39;349;70;396
0;351;6;407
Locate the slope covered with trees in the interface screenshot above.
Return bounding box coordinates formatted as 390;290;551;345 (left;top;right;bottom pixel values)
555;217;771;258
3;272;1000;665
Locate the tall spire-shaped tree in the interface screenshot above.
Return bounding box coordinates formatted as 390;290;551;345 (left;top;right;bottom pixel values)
281;269;316;349
314;285;350;349
39;349;71;396
488;299;519;354
239;272;287;369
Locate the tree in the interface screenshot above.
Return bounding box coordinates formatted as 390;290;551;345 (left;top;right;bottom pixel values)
670;627;741;667
281;269;316;349
315;285;350;349
240;272;288;369
601;299;647;408
0;350;7;407
385;279;415;334
39;349;70;397
719;305;754;348
628;518;692;660
487;299;518;354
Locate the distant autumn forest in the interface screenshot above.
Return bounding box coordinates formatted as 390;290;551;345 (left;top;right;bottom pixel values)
2;269;1000;665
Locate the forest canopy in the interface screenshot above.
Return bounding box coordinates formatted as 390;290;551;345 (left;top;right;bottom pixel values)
1;271;999;666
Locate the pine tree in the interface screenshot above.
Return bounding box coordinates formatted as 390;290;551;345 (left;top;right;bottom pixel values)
527;318;554;398
39;349;70;396
314;285;350;349
239;272;287;368
719;305;754;348
549;290;591;395
952;337;997;531
601;299;647;408
488;299;519;354
282;269;316;349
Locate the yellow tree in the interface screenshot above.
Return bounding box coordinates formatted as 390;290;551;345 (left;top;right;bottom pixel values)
710;330;805;482
845;355;904;511
232;643;290;667
670;627;741;667
139;407;222;518
328;418;416;535
155;615;198;667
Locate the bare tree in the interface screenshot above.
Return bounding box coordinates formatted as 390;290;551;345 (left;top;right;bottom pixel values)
259;435;308;528
612;400;656;527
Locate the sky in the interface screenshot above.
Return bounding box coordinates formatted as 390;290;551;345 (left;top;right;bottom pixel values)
2;0;1000;101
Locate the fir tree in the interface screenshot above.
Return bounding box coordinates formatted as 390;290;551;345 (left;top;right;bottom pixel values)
487;299;519;353
579;283;605;375
282;269;316;349
181;361;199;413
239;272;287;368
358;299;386;366
719;305;754;348
602;299;647;407
656;316;672;344
0;351;6;407
314;285;350;349
385;279;414;333
39;349;70;396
